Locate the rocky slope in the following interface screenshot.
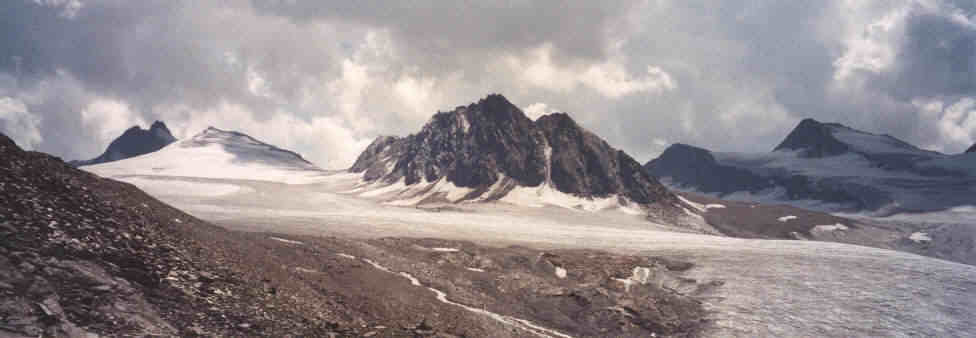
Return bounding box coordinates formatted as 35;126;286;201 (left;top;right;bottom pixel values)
0;132;712;337
645;118;976;214
350;94;680;214
967;143;975;153
70;121;177;167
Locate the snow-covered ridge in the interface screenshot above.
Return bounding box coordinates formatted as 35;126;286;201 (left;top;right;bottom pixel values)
352;173;646;215
85;127;327;184
828;124;935;156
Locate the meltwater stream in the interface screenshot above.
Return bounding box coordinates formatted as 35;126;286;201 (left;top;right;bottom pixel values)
355;255;572;338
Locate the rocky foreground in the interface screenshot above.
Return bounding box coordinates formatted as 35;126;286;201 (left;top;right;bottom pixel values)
0;132;712;337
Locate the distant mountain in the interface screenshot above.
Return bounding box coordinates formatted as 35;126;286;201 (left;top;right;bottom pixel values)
85;126;324;183
350;94;683;217
646;118;976;214
71;121;177;166
968;143;976;153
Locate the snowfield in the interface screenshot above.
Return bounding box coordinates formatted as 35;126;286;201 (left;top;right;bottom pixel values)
86;171;976;337
82;136;976;338
86;127;331;184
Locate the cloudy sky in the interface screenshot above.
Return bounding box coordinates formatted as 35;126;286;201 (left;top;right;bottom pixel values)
1;0;974;168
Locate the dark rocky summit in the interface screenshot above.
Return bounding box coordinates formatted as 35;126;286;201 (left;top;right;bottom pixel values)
967;143;976;153
645;143;770;194
70;121;176;166
351;94;677;206
772;118;850;158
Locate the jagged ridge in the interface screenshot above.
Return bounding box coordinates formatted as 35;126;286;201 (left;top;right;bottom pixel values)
350;94;675;205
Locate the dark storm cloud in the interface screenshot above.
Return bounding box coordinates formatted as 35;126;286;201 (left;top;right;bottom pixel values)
1;0;975;166
886;12;976;99
249;1;639;65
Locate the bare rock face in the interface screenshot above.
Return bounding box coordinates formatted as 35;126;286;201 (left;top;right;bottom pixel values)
350;94;678;206
967;143;976;153
71;121;177;166
773;118;851;158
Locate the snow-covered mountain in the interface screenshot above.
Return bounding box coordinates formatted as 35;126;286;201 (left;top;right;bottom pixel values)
646;118;976;214
350;94;684;218
70;121;177;166
86;126;325;184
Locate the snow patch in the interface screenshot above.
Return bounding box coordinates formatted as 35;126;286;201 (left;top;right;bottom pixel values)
778;215;798;222
466;267;485;272
359;178;408;198
399;272;422;286
337;253;356;259
431;247;460;252
501;181;628;213
269;236;303;245
831;127;926;155
677;195;706;212
378;177;476;206
613;266;652;292
813;223;848;232
909;232;932;243
554;266;567;279
705;204;726;209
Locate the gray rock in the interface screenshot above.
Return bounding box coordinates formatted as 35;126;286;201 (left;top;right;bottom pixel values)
351;94;678;207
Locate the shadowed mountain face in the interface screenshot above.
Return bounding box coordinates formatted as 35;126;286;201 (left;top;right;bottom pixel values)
646;118;976;214
350;94;676;205
773;118;851;158
968;143;976;153
71;121;176;166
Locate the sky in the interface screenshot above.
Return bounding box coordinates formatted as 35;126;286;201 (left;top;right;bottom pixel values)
1;0;975;169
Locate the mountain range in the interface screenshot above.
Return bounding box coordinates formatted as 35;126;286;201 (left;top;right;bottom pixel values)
7;93;975;336
646;118;976;214
70;121;176;167
350;94;685;219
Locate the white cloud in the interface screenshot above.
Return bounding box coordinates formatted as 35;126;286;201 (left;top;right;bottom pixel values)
393;73;438;120
246;66;273;98
0;97;43;150
81;98;147;148
507;44;676;98
158;101;370;169
831;4;909;84
33;0;83;19
522;102;559;120
580;65;676;98
915;97;976;152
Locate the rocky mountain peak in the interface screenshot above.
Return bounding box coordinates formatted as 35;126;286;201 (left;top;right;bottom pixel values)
71;121;177;167
350;94;679;208
967;143;975;153
773;118;850;158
